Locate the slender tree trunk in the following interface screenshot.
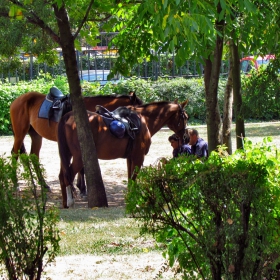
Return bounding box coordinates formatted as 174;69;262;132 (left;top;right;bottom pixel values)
222;52;233;154
230;38;245;149
203;3;224;153
54;5;108;207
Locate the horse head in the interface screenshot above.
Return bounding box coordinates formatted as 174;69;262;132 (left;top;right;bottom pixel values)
166;100;189;143
129;91;143;106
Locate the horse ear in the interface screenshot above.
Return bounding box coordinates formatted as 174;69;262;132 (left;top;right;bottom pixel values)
129;91;136;103
174;99;178;104
181;99;188;108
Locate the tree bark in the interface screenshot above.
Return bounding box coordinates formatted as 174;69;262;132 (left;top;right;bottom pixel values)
230;38;245;149
53;5;108;207
203;3;224;153
222;52;233;154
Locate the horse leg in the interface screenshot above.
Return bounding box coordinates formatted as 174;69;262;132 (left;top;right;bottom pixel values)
59;166;68;209
28;127;51;192
76;168;87;197
127;155;145;181
10;119;30;190
60;157;83;208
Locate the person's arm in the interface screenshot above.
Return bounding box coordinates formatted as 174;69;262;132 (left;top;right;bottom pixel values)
180;144;192;155
202;143;209;158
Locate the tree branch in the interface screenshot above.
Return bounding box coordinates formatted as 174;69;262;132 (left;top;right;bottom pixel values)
73;0;95;40
7;0;61;45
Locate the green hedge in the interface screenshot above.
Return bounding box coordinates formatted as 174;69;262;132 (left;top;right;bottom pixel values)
0;76;225;135
0;73;279;135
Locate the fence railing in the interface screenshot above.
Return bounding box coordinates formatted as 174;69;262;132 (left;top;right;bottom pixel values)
1;33;229;83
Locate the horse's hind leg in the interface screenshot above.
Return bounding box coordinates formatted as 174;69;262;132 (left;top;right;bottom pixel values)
10;103;30;156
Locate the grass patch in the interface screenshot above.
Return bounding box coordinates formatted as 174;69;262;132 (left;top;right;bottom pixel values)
57;207;162;256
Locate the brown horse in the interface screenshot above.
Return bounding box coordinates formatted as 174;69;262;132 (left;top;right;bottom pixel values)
10;91;142;192
57;100;188;208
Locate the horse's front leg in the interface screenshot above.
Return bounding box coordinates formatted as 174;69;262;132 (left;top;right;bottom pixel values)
59;167;68;209
29;128;51;192
127;156;145;181
76;168;87;197
59;167;77;208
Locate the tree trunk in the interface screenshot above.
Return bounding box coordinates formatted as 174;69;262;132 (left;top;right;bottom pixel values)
230;38;245;149
222;52;233;154
203;3;224;153
54;5;108;207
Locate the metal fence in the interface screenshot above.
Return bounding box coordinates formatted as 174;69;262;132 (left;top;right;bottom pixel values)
0;33;229;84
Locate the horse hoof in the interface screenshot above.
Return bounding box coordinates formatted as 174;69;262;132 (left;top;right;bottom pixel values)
80;191;88;198
67;199;75;208
44;185;52;192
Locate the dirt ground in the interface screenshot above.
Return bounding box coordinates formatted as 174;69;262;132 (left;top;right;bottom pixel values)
0;131;172;209
0;131;179;280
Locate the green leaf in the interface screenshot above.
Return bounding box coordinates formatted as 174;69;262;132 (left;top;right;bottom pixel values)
244;0;256;12
163;0;168;10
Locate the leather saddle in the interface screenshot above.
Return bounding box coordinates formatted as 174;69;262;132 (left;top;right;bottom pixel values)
96;105;141;140
38;87;72;123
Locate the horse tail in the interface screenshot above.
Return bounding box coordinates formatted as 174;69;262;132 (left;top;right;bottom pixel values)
57;113;73;184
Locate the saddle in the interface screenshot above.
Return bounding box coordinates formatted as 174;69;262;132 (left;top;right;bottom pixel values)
96;105;141;140
38;87;72;123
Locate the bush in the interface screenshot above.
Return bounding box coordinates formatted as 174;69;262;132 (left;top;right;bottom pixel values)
0;76;221;135
0;154;60;279
112;77;226;124
241;61;280;120
126;138;280;279
1;71;279;136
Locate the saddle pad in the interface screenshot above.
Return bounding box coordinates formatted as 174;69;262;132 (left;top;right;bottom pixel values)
38;99;53;119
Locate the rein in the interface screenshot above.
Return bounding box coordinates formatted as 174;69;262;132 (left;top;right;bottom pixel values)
177;104;189;143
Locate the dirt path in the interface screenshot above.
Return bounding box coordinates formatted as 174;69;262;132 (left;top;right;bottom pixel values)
0;130;173;209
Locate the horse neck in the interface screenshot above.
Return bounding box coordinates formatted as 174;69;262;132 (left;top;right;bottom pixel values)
83;96;131;111
136;103;178;136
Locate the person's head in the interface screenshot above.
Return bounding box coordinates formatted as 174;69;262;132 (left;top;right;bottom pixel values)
188;129;199;145
168;134;180;149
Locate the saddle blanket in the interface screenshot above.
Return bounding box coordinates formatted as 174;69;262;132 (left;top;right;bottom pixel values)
38;99;53;119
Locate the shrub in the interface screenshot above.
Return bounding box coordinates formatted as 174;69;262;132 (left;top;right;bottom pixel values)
0;76;218;135
241;61;280;120
0;154;60;279
126;138;280;279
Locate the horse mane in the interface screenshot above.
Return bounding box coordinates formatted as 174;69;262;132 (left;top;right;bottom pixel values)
84;93;143;105
85;94;128;98
134;100;174;108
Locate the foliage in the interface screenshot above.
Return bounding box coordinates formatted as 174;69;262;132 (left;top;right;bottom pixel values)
1;73;280;135
0;154;60;279
126;138;280;279
0;76;223;135
241;60;280;120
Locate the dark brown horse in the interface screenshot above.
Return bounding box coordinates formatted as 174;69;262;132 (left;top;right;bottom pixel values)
57;100;188;208
10;91;142;192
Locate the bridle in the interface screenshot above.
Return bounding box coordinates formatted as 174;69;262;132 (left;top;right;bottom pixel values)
177;104;189;144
